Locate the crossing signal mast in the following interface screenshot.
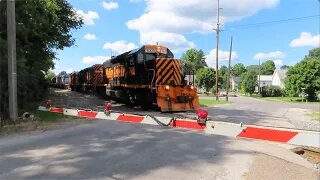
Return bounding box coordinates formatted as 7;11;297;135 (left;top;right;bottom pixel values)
213;0;222;100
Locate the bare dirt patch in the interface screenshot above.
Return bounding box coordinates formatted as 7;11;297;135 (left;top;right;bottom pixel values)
245;153;319;180
291;147;320;169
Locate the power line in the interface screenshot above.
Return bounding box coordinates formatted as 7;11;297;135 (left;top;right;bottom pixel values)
223;14;319;30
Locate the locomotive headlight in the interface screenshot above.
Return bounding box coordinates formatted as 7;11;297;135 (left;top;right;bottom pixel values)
165;85;170;90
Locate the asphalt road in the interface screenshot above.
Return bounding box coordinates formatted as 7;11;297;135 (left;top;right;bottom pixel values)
205;96;320;131
49;89;319;131
0;120;317;179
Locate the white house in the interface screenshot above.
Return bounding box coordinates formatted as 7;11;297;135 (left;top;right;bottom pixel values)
229;76;240;90
185;75;206;93
257;75;273;87
184;74;195;85
272;69;287;88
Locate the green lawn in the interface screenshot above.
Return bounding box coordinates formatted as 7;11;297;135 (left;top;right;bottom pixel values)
0;111;84;136
198;93;215;97
307;111;320;122
33;110;66;122
252;96;320;104
199;99;233;107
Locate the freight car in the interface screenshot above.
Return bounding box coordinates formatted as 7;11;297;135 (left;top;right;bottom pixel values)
68;64;105;94
57;45;199;112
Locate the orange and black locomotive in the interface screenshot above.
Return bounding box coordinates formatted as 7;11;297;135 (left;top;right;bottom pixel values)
56;45;199;112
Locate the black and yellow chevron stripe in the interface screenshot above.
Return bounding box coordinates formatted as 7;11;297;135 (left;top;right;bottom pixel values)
92;65;103;85
156;58;182;85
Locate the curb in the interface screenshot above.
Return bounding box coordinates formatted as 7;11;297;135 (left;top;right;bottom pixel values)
38;106;320;148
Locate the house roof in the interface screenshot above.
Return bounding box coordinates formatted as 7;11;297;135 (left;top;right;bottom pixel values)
274;69;287;81
258;75;273;81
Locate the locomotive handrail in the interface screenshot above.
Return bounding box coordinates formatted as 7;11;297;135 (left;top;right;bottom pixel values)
149;69;156;91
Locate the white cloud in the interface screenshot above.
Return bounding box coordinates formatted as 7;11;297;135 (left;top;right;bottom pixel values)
83;33;97;40
76;9;99;25
273;60;283;66
140;31;195;52
52;68;74;75
127;11;212;34
52;60;75;74
127;0;279;34
82;56;110;65
290;32;320;48
52;65;74;74
205;49;238;67
126;0;278;52
254;51;285;60
103;40;138;54
102;1;119;10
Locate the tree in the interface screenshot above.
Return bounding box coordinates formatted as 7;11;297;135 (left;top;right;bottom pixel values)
220;65;228;76
280;65;290;70
219;66;228;89
0;0;83;121
308;48;320;58
285;48;320;101
196;68;215;93
181;49;207;73
45;71;56;81
260;60;276;75
232;63;246;76
240;70;258;95
246;65;259;74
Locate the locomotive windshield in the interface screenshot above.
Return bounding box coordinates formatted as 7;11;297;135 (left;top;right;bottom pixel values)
145;53;172;61
145;54;156;61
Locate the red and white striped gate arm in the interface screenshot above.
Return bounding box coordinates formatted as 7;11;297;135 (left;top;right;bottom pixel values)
38;106;320;148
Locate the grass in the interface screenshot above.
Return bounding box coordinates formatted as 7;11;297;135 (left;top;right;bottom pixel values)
0;110;85;137
307;111;320;122
199;99;233;107
198;93;214;97
250;96;320;104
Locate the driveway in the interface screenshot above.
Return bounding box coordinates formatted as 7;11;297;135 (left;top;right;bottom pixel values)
204;96;320;131
0;120;317;179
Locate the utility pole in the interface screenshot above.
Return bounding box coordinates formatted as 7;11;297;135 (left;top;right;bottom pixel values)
258;59;261;96
7;0;18;123
213;0;221;100
226;36;233;101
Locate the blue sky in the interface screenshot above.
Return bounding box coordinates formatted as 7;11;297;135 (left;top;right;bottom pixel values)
54;0;320;74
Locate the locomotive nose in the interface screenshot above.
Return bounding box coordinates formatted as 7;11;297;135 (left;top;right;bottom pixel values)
156;85;199;112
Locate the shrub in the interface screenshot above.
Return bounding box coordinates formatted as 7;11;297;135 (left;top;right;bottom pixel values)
261;86;284;97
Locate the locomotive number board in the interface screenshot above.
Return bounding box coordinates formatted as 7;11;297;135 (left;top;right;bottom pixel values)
144;45;167;54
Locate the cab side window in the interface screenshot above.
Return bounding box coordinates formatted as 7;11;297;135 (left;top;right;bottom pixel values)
129;57;134;65
137;53;144;63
